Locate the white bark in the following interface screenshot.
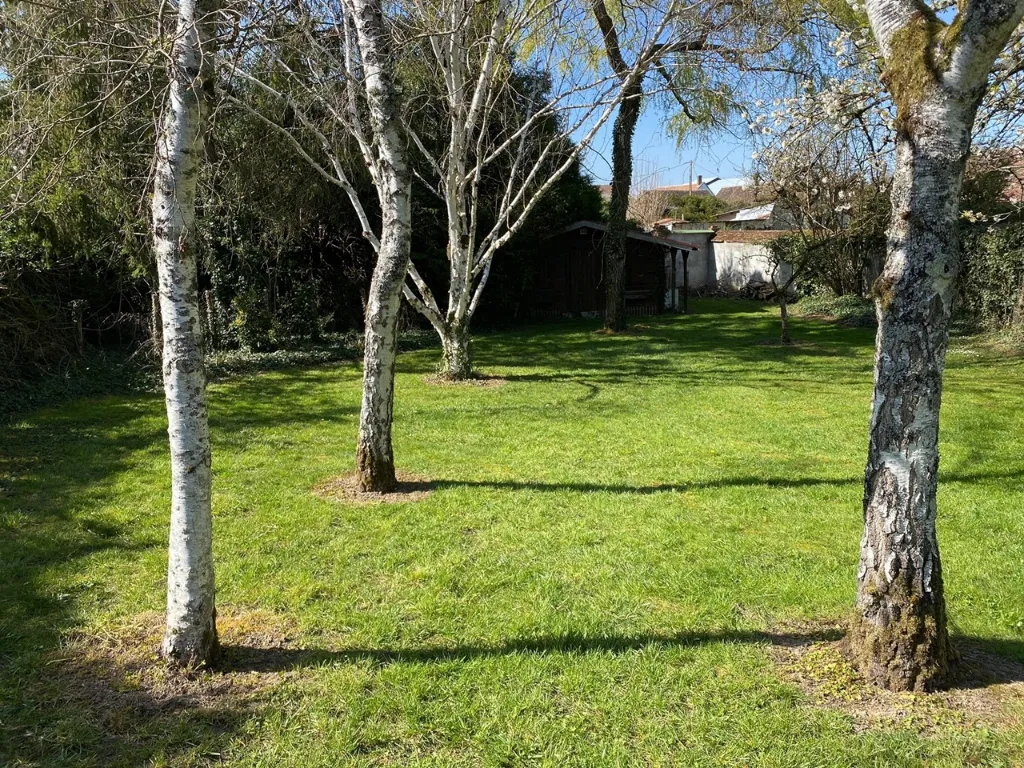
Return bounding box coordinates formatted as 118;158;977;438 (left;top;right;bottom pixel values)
219;0;414;490
849;0;1024;691
401;0;682;377
154;0;217;666
348;0;413;491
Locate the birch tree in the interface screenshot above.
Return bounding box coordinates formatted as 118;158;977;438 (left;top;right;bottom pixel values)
0;0;229;665
847;0;1024;691
223;0;413;491
397;0;669;378
154;0;221;666
348;0;414;490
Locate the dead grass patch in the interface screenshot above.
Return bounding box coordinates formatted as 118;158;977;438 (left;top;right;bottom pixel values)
770;621;1024;734
313;471;434;504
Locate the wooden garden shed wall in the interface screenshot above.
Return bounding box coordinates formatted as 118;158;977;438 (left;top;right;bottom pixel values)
532;223;678;317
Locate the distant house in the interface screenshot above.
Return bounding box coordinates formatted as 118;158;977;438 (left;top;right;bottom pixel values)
709;230;794;291
714;182;771;209
713;203;787;230
988;147;1024;205
626;176;720;226
535;221;697;316
649;177;719;197
652;224;795;295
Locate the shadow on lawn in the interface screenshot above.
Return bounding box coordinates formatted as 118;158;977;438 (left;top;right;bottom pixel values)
428;467;1024;496
216;626;847;673
216;627;1024;690
0;379;360;767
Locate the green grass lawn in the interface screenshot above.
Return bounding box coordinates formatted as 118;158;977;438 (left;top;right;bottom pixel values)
3;299;1024;767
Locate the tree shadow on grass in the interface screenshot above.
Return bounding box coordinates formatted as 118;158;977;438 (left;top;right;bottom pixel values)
427;467;1024;496
218;626;846;673
1;638;264;768
0;386;359;767
217;626;1024;692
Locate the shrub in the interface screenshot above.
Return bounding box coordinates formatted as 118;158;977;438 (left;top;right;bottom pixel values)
796;294;876;327
959;224;1024;335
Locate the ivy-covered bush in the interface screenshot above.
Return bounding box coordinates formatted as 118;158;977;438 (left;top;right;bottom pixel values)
229;287;278;352
959;224;1024;337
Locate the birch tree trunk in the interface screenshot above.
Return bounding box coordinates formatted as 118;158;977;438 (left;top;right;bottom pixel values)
848;0;1024;691
351;0;413;493
439;239;474;380
603;83;642;333
154;0;218;666
440;321;472;380
150;291;163;358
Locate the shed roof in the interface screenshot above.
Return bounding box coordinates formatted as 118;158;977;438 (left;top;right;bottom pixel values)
552;221;698;251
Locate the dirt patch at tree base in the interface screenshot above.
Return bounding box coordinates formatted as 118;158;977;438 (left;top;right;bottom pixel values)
48;608;301;719
770;621;1024;734
313;471;434;504
423;374;506;387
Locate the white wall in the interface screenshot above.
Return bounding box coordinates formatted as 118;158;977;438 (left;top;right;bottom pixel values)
664;238;793;307
663;233;715;308
712;242;791;290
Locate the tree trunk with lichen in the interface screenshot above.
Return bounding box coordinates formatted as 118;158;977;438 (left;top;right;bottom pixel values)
849;0;1024;692
849;90;970;694
848;24;968;694
155;0;218;667
439;322;472;380
602;83;641;333
352;0;413;493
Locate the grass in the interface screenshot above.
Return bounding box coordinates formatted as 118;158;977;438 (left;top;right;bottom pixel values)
2;298;1024;767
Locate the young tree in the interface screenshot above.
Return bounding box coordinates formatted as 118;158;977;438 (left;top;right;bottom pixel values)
755;121;890;298
224;0;413;491
154;0;221;666
398;0;653;379
848;0;1024;691
0;0;227;666
762;235;803;344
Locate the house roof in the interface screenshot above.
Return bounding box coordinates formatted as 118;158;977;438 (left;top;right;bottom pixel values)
715;203;774;222
711;229;792;244
715;184;769;208
595;184;613;201
552;220;698;251
650;182;715;195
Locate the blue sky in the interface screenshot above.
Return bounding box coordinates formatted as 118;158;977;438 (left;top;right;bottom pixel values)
579;104;754;190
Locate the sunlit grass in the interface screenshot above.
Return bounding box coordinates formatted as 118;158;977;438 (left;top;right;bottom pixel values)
2;299;1023;766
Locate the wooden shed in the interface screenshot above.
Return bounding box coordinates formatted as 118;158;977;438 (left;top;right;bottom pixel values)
532;221;696;317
